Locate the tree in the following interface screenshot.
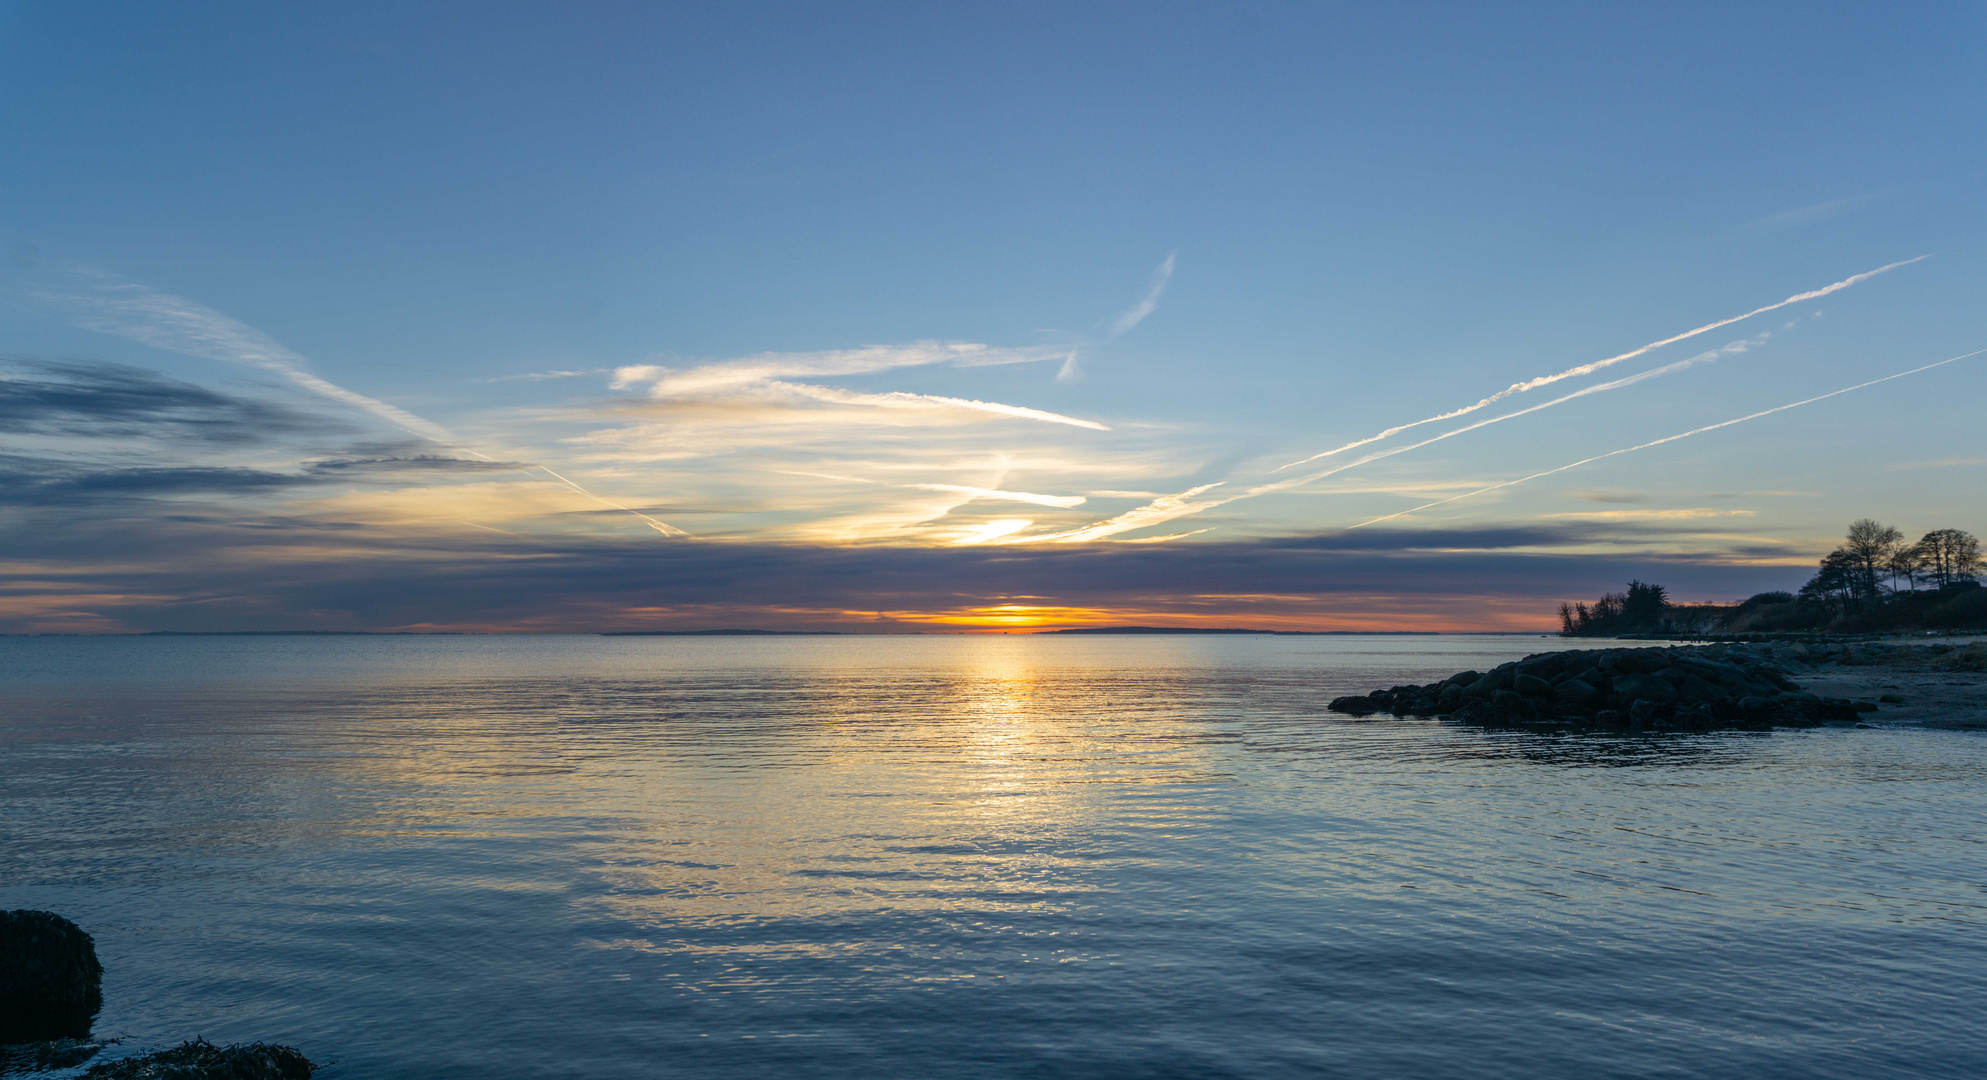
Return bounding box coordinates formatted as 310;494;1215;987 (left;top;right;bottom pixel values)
1800;549;1860;612
1843;519;1905;597
1915;528;1983;589
1887;540;1925;594
1622;580;1669;630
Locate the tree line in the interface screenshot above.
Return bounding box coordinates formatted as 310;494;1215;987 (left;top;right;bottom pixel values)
1559;521;1981;637
1797;520;1981;610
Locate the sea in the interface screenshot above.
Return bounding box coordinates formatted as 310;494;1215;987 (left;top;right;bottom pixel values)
3;633;1984;1079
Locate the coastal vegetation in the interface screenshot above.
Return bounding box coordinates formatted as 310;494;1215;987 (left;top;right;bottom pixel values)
1560;522;1984;637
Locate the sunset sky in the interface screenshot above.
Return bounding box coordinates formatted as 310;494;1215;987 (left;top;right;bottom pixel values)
2;2;1983;633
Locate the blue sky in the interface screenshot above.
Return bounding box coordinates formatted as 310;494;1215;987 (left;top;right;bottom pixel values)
2;2;1982;631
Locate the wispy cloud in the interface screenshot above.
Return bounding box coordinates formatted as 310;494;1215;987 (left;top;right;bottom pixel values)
1060;253;1177;382
1277;256;1927;470
915;484;1087;508
1112;253;1176;336
26;269;460;443
1000;483;1225;544
772;382;1111;430
612;342;1058;398
605;343;1107;431
24;268;690;537
1748;191;1891;231
481;368;606;383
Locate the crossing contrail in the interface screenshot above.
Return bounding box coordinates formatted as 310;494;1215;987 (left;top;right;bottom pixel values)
1276;255;1928;471
1341;347;1987;531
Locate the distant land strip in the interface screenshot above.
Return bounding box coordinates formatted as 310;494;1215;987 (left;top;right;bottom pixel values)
1037;626;1444;635
601;629;848;636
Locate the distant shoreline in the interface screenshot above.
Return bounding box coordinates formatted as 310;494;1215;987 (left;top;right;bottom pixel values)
1034;626;1445;636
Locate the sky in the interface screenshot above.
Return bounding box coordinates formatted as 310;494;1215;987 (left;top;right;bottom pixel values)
1;1;1983;633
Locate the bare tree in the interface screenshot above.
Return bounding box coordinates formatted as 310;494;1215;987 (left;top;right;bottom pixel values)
1915;528;1983;589
1887;539;1925;594
1843;519;1904;597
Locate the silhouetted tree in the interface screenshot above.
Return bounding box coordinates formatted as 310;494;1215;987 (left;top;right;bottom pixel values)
1915;528;1983;589
1887;540;1925;594
1843;518;1904;597
1622;580;1669;629
1558;584;1660;636
1799;549;1861;613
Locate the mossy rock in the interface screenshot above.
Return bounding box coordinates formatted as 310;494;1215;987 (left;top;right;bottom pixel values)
0;910;103;1043
80;1040;314;1080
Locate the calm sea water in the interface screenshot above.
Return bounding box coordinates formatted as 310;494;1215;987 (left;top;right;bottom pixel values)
3;634;1985;1079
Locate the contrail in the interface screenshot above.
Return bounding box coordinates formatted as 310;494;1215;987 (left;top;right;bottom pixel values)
1265;334;1765;489
996;334;1760;544
1277;255;1928;470
1342;347;1987;531
30;270;691;537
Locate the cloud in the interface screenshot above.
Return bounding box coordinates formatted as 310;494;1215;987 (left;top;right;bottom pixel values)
1060;253;1177;382
611;342;1060;398
1000;483;1226;544
24;269;460;443
0;515;1816;634
21;270;690;538
1112;253;1176;337
1748;191;1890;231
1278;255;1927;470
0;451;515;507
771;382;1110;430
480;369;606;383
603;343;1108;433
0;358;326;442
915;484;1087;508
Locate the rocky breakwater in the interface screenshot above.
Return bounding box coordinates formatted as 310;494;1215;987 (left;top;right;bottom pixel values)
1329;644;1863;732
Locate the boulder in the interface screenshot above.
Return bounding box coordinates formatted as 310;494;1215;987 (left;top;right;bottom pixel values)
1609;673;1679;706
1512;673;1553;697
1553;678;1601;708
1328;695;1379;716
1491;689;1534;719
0;910;103;1043
1675;674;1731;705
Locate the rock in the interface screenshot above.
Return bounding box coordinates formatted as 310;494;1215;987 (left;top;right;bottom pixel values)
1675;673;1731;705
1317;644;1847;735
1512;673;1553;697
0;910;103;1043
1491;689;1534;719
1879;693;1905;704
1853;700;1879;713
1554;678;1601;707
1610;673;1679;706
1930;643;1987;672
79;1040;315;1079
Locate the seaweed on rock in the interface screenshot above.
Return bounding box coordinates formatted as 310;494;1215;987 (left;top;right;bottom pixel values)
79;1040;315;1080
